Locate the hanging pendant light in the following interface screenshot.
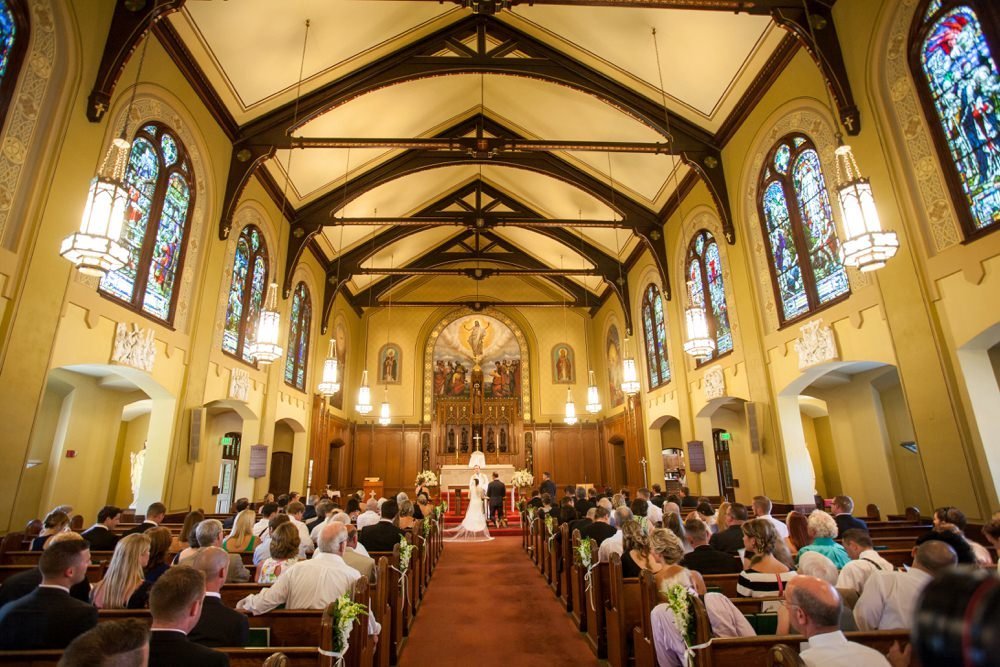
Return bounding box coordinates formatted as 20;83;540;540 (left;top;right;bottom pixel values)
250;282;283;364
564;386;578;425
682;280;715;360
317;338;340;396
586;369;602;414
620;337;641;396
356;369;373;415
835;144;898;271
379;386;391;426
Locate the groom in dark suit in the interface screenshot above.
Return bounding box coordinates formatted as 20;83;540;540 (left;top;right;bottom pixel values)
486;473;507;528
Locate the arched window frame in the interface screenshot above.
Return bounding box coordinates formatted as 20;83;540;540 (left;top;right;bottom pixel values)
909;0;1000;239
284;282;312;392
98;122;196;326
0;0;29;135
757;133;851;327
223;224;269;365
685;229;733;364
640;283;670;389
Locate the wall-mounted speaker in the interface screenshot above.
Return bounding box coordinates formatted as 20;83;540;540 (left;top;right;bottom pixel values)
188;408;206;463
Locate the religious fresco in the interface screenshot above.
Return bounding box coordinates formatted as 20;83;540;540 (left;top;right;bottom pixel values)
432;315;521;404
551;343;575;384
606;324;625;408
378;343;401;385
327;316;348;410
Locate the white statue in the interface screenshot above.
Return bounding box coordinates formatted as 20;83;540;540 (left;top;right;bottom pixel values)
129;444;146;509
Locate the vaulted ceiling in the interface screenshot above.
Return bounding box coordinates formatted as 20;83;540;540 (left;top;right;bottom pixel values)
91;0;858;333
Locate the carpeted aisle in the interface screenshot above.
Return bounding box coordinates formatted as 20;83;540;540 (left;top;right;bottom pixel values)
398;536;599;667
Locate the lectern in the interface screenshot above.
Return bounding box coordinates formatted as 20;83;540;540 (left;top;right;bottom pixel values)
363;477;384;500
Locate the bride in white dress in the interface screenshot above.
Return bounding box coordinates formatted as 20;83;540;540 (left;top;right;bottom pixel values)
444;475;493;542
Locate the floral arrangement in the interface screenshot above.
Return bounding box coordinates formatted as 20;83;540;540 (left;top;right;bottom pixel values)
422;519;433;538
511;468;534;488
434;500;448;518
575;537;594;568
516;498;529;512
398;536;415;574
415;470;438;487
544;514;555;535
663;584;696;648
325;594;369;656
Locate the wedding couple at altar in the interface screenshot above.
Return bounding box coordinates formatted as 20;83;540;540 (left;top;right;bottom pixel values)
444;461;507;543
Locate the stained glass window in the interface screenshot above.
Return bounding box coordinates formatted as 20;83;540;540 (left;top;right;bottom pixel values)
686;230;733;360
284;282;312;391
0;1;27;134
641;283;670;389
758;134;850;325
98;123;194;324
915;2;1000;234
223;225;269;364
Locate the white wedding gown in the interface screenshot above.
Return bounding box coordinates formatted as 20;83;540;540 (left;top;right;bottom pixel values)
444;481;493;542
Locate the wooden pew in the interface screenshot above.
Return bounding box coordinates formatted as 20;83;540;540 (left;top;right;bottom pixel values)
702;574;740;598
546;521;560;596
372;557;391;667
221;583;270;608
1;548;256;567
690;630;911;667
605;553;641;667
559;523;572;611
367;544;404;665
584;542;609;659
0;563;102;584
632;570;658;667
95;609;325;647
0;649;322;666
569;530;588;632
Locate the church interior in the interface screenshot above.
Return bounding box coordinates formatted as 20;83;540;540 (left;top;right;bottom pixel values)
0;0;998;665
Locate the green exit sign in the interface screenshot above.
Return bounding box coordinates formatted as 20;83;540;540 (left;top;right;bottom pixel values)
719;432;731;441
220;436;234;446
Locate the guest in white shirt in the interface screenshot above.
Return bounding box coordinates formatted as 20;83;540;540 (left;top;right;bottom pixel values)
285;501;315;556
836;529;894;596
598;507;633;563
356;500;381;531
854;540;957;631
786;576;890;667
252;503;279;540
637;488;662;525
752;495;789;540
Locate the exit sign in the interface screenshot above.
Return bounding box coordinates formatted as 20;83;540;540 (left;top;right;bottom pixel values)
719;432;731;441
220;436;233;446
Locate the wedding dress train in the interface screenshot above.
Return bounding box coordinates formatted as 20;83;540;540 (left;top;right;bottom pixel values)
444;483;493;542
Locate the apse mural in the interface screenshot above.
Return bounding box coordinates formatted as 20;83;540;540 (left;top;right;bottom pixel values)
433;315;521;404
606;324;625;408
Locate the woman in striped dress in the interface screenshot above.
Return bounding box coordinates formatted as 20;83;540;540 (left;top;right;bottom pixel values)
736;518;796;605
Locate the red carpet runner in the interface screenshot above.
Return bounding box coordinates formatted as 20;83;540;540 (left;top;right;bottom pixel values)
398;536;599;667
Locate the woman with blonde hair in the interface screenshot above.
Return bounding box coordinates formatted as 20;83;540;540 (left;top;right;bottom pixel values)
257;522;302;583
736;518;796;601
30;511;71;551
619;519;650;577
715;502;731;535
647;527;706;596
91;533;151;609
222;509;258;553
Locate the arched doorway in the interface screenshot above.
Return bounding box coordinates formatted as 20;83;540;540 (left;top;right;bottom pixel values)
269;420;295;497
608;434;627;488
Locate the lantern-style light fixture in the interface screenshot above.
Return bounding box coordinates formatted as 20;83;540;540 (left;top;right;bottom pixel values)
682;280;715;360
356;369;372;415
620;336;641;396
249;283;283;364
379;386;391;426
835;144;898;271
563;387;578;425
317;338;340;396
585;369;602;414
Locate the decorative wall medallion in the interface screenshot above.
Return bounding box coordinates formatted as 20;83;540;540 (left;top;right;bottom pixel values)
229;368;250;402
795;319;839;370
111;323;155;372
703;366;725;400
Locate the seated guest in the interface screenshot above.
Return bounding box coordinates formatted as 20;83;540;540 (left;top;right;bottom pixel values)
221;509;258;554
984;516;1000;569
170;510;204;554
694;501;717;534
569;507;595;538
528;490;543;509
854;540;957;631
81;505;122;552
916;522;976;564
222;498;249;530
751;495;789;539
31;510;71;551
647;527;706;596
836;529;894;596
785;576;889;667
147;566;227;667
144;527;173;584
911;567;1000;667
188;547;250;648
126;502;166;536
610;493;626;511
678;486;699;509
619;520;649;577
342;525;376;581
252;503;278;539
276;493;290;511
397;499;417;531
932;506;993;567
284;501;315;555
359;498;405;552
539;493;555;519
709;503;748;556
714;501;731;536
415;493;433;518
91;533;152;610
681;517;741;575
262;493;276;504
631;498;651;533
59;618;149;667
831;495;868;536
1;533;92;608
257;523;303;583
0;538;97;649
177;520;250;583
398;492;423;521
356;499;380;530
664;511;692;554
253;514;291;566
787;552;857;632
583;506;617;546
575;487;595;517
785;510;810;557
344;497;362;523
306;500;333;534
598;506;633;562
302;494;319;522
649;484;665;508
797;511;851;569
736;519;796;600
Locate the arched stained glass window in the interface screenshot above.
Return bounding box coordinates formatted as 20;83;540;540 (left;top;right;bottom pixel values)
758;133;850;325
641;283;670;389
99;123;195;324
686;230;733;360
284;282;312;391
0;1;28;134
223;225;268;364
912;1;1000;236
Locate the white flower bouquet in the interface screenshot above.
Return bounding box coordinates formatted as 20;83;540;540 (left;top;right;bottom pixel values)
511;468;534;488
415;470;439;487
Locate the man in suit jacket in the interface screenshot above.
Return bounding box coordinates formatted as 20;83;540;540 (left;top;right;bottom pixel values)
832;495;868;535
582;507;617;545
709;503;748;555
680;517;742;575
678;486;699;509
360;498;406;553
126;501;166;536
148;565;228;667
574;487;595;517
0;539;97;649
80;505;122;553
539;472;557;499
343;526;376;581
188;547;249;648
0;533;91;608
569;508;595;539
486;473;507;527
649;484;666;508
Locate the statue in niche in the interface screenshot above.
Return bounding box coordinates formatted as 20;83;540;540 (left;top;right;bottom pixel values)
460;427;469;453
447;428;456;453
486;427;496;453
129;442;147;510
499;427;508;453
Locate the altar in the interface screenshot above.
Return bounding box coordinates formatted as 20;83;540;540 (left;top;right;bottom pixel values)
440;463;516;513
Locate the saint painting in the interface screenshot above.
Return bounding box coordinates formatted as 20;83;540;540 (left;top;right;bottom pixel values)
551;344;575;384
379;343;401;384
606;324;625;408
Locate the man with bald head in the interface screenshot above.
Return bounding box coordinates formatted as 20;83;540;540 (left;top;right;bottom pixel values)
786;576;889;666
188;547;249;648
853;539;958;631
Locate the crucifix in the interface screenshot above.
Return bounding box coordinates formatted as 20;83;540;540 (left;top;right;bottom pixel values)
639;457;648;488
472;432;483;452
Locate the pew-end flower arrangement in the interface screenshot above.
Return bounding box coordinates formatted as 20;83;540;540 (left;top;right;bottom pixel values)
398;536;415;574
575;537;594;569
324;594;369;662
545;514;556;551
415;470;438;487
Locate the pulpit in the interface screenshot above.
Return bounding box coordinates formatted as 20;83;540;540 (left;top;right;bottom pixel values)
363;477;384;500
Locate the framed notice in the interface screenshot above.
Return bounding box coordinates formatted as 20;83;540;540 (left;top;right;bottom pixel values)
248;444;268;479
687;441;707;473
